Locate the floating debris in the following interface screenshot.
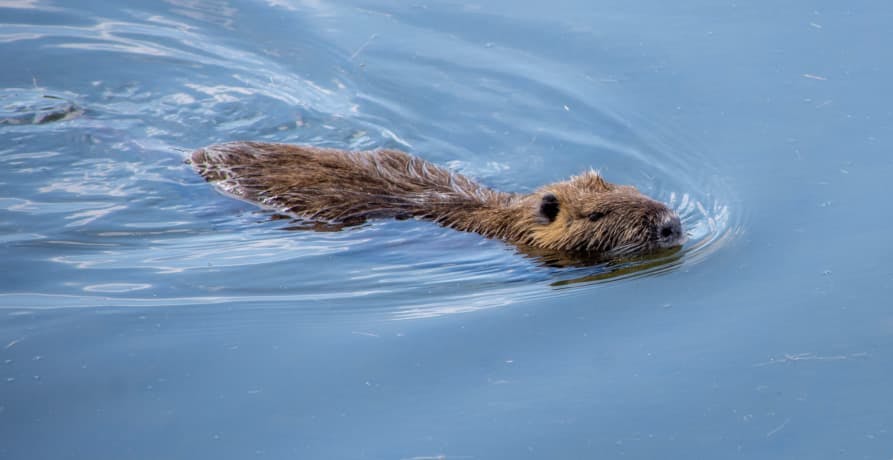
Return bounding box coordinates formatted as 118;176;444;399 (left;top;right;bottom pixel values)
0;88;83;125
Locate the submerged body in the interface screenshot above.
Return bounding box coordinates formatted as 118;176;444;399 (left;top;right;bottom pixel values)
191;142;684;257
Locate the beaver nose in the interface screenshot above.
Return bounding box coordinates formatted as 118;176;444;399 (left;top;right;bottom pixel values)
657;215;684;246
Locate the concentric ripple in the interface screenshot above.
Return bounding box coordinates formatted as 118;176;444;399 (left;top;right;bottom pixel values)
0;0;741;320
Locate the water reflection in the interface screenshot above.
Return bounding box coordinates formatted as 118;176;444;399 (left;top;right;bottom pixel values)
82;283;152;293
0;0;55;10
163;0;237;28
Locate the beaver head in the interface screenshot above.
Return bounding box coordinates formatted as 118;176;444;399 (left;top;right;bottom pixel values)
524;171;684;256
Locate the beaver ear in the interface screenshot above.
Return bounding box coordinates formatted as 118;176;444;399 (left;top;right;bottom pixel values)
538;193;560;223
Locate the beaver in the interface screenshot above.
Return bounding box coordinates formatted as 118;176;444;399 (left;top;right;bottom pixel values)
190;141;684;257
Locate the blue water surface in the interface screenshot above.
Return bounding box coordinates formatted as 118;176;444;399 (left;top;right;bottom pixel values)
1;0;891;459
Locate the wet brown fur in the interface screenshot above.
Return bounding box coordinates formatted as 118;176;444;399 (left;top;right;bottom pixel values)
191;142;683;255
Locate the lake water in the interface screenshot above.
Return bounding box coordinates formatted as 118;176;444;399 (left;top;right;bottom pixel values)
1;0;891;458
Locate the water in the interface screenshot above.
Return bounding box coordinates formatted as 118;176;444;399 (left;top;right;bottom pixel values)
1;0;891;458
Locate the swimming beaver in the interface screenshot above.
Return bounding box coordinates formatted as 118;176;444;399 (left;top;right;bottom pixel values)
190;142;684;256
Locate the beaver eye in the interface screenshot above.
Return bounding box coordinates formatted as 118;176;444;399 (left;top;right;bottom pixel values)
588;211;606;222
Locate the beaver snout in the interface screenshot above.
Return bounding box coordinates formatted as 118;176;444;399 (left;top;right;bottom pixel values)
656;213;685;248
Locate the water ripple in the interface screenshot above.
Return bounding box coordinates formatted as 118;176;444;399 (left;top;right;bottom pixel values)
0;1;741;320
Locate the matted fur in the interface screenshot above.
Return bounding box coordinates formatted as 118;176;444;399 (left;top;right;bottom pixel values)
190;142;684;256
